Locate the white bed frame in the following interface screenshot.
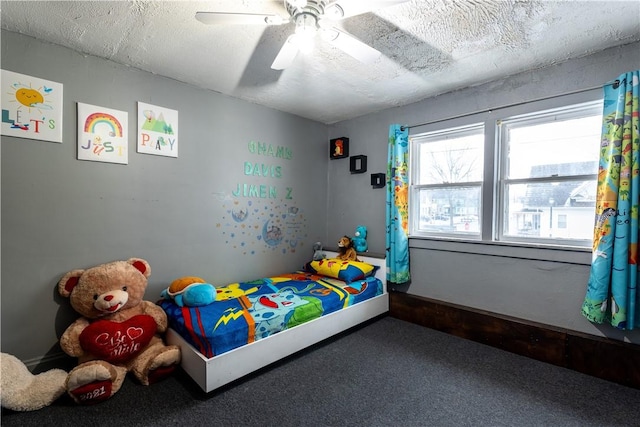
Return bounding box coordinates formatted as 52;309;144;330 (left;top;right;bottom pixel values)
165;251;388;393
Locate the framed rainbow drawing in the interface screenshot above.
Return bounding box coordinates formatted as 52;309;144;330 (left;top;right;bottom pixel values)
136;102;178;158
77;103;128;164
1;69;63;143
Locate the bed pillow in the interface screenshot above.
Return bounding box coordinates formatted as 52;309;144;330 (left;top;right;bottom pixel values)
303;258;378;282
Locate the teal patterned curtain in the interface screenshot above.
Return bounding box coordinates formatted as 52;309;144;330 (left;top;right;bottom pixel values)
386;124;410;284
582;70;640;330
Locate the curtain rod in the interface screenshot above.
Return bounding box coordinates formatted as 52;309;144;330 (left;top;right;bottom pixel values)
400;79;620;132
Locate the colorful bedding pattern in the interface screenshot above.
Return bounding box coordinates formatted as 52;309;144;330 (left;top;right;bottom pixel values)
159;271;383;358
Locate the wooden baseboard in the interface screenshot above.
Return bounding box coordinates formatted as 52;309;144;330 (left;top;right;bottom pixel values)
389;291;639;389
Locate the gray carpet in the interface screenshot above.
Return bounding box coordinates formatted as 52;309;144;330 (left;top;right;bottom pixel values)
3;316;639;426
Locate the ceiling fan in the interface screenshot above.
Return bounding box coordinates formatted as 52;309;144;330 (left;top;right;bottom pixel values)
195;0;408;70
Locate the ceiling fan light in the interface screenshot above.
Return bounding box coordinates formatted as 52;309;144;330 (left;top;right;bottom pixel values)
294;13;317;53
295;12;317;36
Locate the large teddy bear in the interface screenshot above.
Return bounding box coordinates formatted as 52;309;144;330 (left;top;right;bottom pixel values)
58;258;180;404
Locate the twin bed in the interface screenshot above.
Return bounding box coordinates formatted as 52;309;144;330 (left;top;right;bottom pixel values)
159;251;388;392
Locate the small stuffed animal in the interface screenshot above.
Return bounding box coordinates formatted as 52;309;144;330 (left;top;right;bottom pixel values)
58;258;181;405
0;352;67;411
352;225;368;253
160;276;216;307
312;241;326;261
337;236;359;261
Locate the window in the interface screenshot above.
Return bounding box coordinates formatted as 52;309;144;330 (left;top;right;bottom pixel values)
410;124;484;239
409;99;602;249
558;214;568;229
497;102;601;246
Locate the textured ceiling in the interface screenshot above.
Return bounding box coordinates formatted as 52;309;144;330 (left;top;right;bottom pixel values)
1;0;639;124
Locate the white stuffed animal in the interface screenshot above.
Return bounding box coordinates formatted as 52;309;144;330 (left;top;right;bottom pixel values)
0;352;67;411
312;241;326;261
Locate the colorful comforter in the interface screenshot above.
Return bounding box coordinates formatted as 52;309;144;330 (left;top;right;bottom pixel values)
159;271;383;358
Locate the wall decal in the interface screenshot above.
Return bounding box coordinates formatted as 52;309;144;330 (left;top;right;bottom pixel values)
231;140;294;200
1;69;63;143
217;140;304;255
218;199;308;255
137;101;178;157
77;103;128;164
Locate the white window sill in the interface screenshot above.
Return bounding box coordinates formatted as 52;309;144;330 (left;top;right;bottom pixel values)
409;237;591;265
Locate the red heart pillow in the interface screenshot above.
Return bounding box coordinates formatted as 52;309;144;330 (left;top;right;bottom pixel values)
79;315;157;364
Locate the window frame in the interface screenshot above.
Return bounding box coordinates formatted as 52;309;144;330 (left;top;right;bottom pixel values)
495;100;601;247
407;89;603;258
409;123;485;240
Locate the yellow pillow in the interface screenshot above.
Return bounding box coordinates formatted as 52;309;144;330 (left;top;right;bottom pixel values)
303;258;376;282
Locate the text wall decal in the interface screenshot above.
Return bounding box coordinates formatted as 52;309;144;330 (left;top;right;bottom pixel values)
217;140;306;255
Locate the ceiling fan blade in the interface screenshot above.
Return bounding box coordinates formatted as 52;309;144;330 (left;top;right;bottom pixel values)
271;35;300;70
324;0;409;20
196;11;287;26
322;27;381;64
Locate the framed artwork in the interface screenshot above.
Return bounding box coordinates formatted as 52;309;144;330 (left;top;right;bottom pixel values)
329;137;349;159
1;69;63;143
77;102;128;164
137;102;178;157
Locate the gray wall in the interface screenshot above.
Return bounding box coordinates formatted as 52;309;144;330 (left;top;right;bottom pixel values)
1;31;329;364
328;42;640;343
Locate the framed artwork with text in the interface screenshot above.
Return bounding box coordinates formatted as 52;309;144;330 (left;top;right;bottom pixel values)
77;102;128;164
137;101;178;157
1;69;63;143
